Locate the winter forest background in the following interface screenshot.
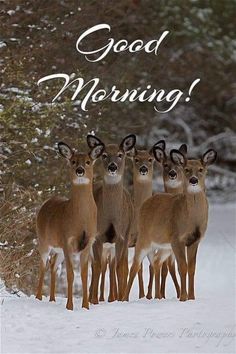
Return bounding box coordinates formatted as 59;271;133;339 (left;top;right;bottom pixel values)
0;1;235;296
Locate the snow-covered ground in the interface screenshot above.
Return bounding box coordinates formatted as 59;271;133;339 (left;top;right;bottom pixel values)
1;204;236;354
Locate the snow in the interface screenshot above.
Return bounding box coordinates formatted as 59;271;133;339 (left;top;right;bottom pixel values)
1;204;236;353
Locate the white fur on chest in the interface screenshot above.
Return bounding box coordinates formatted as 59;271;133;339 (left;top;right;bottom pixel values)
165;179;182;189
73;177;90;185
104;175;121;184
187;184;202;193
137;175;151;182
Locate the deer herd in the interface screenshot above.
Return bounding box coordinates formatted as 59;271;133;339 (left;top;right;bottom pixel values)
35;134;217;310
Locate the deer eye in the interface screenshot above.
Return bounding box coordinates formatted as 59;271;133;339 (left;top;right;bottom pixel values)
135;158;139;163
164;163;168;168
148;158;153;163
185;168;190;173
118;152;123;159
71;160;76;166
199;167;203;172
86;160;90;165
102;153;107;160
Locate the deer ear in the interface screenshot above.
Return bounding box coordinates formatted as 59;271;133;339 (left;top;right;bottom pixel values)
120;134;136;153
87;134;104;148
201;149;217;166
89;144;105;160
58;142;73;159
170;149;186;166
126;147;137;158
153;147;166;163
179;144;187;156
153;139;166;151
150;140;166;155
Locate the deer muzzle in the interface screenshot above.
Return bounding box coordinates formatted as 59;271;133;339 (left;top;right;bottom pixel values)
76;166;85;177
189;176;198;185
108;162;118;174
139;165;148;175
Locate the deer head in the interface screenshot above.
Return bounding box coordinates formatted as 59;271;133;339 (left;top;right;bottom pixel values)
170;148;217;193
130;140;166;182
153;143;187;190
87;134;136;184
58;141;104;185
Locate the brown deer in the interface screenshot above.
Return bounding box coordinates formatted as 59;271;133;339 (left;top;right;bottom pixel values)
35;141;104;310
87;134;136;303
129;141;165;299
124;147;217;302
146;143;187;300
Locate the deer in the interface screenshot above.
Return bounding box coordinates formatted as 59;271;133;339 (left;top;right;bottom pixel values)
35;141;104;310
87;134;136;303
128;140;165;299
146;143;187;300
123;147;217;302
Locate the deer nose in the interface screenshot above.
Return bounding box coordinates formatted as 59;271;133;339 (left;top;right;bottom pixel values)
108;162;117;173
139;165;148;175
169;170;177;179
189;176;198;185
76;166;85;176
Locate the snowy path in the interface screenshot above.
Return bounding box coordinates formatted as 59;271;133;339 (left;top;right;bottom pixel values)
1;204;236;353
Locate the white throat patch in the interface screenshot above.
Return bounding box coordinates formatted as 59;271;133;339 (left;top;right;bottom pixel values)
73;177;90;185
137;174;150;182
165;179;182;189
104;174;122;184
187;184;202;193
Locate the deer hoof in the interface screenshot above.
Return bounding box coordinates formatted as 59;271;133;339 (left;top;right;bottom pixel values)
82;302;89;309
35;294;42;301
90;298;99;305
188;295;195;300
66;302;73;310
179;294;188;301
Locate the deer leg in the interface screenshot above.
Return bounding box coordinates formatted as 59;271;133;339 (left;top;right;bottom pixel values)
116;248;129;301
146;264;154;299
123;246;146;301
187;242;199;300
114;271;118;299
65;255;74;310
89;262;94;302
108;257;116;302
115;243;124;301
172;242;188;301
138;263;145;299
99;257;107;302
122;248;129;297
90;241;102;305
90;260;101;304
160;260;168;299
80;251;89;309
49;254;57;302
153;254;162;300
36;259;46;301
168;256;180;298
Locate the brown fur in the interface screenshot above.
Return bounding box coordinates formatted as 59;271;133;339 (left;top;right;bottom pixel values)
147;146;186;300
87;136;136;303
36;144;103;310
129;149;154;299
124;149;216;302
